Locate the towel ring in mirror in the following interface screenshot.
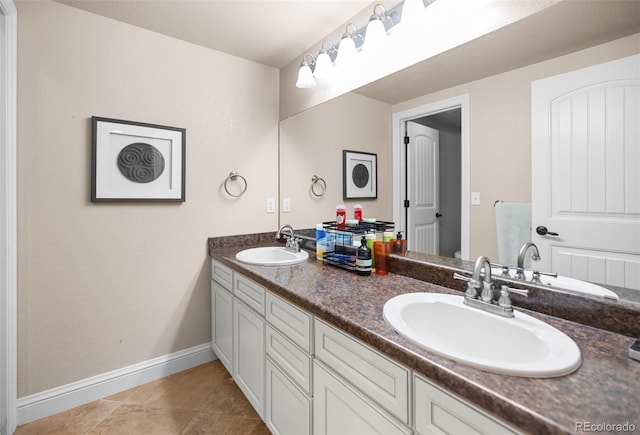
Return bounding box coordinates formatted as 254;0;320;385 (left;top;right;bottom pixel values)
311;175;326;197
224;171;247;197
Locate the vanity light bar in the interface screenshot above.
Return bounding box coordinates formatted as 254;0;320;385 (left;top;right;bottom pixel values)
295;0;437;89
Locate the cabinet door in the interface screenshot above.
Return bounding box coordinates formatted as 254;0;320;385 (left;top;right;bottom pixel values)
266;359;311;435
313;361;412;435
414;374;519;435
233;298;265;419
211;280;233;374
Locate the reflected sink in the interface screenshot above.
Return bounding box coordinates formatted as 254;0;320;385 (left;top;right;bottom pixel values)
235;246;309;266
492;268;619;300
383;293;581;377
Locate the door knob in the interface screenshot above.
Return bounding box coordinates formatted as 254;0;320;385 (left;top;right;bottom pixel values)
536;226;559;236
436;213;443;218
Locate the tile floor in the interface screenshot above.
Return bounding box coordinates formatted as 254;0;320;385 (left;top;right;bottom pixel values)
14;361;271;434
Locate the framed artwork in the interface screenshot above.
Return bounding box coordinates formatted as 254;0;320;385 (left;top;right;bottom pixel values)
343;150;377;199
91;117;185;202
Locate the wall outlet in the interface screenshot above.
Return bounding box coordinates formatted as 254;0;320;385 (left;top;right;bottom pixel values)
283;197;291;213
471;192;481;205
266;198;275;213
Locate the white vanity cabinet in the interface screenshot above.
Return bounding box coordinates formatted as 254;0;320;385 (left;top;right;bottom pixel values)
264;292;313;435
414;374;519;435
211;259;523;434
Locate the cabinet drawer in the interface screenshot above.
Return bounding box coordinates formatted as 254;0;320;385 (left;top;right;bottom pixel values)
266;292;312;353
211;259;233;291
266;325;312;395
414;374;519;435
314;319;410;425
234;274;265;315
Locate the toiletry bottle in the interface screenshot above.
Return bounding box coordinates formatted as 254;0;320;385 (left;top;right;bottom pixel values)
354;204;363;223
383;231;394;243
315;223;326;261
356;236;372;276
393;231;407;256
336;205;346;230
366;232;377;267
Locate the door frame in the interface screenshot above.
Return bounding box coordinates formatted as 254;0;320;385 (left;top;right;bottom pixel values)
0;0;17;433
392;94;470;260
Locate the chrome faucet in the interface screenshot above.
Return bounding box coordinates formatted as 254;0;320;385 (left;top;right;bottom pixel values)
276;224;300;252
454;255;528;318
471;256;494;303
515;242;540;280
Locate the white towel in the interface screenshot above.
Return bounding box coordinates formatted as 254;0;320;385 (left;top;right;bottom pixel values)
495;203;531;267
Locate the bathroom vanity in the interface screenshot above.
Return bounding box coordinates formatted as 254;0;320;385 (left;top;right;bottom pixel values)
208;234;640;434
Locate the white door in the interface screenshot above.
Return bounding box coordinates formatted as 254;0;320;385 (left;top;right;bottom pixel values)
0;1;17;433
532;54;640;290
407;122;440;254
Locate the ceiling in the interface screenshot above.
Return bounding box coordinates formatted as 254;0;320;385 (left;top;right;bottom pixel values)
54;0;378;69
52;0;640;106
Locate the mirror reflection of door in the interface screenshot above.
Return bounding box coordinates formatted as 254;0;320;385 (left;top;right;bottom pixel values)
405;110;462;257
532;54;640;290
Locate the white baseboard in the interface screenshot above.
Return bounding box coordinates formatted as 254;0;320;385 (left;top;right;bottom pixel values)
16;343;217;426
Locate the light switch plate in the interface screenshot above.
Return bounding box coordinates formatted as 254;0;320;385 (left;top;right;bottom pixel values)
266;198;275;213
471;192;481;205
283;197;291;213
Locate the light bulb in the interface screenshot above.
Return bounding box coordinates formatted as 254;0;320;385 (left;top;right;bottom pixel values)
363;17;387;53
295;63;316;88
401;0;427;31
335;35;356;66
313;51;333;80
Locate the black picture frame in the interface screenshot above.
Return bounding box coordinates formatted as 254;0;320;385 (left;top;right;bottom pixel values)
91;116;186;202
343;150;377;199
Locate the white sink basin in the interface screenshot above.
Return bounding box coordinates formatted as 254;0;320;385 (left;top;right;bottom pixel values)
383;293;581;377
235;246;309;266
491;268;619;300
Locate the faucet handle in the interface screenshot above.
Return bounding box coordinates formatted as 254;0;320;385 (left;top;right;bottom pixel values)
531;270;558;283
498;285;529;309
491;262;513;277
453;273;480;299
453;272;471;282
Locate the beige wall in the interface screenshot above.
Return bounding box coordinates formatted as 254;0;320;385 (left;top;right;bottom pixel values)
17;1;279;396
392;34;640;260
279;92;392;228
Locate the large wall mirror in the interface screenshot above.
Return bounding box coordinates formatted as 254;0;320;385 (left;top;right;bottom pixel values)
279;1;640;307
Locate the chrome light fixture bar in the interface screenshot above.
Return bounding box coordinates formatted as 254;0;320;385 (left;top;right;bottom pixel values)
294;0;437;89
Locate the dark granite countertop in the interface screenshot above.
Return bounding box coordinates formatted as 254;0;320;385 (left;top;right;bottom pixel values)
208;235;640;434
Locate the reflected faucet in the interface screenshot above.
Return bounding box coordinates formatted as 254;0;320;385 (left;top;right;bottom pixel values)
516;242;540;279
276;224;294;240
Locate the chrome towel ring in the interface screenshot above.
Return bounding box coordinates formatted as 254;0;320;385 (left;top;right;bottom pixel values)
311;175;326;197
224;171;247;197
